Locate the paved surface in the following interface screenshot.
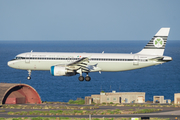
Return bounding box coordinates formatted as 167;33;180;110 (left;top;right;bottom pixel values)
0;104;180;119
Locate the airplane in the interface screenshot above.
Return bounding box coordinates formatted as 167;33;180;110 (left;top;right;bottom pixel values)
7;28;172;81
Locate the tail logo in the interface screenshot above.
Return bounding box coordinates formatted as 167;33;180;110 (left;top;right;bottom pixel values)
153;37;164;48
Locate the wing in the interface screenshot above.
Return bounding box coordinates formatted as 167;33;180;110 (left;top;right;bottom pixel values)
66;57;101;73
67;57;89;66
67;57;90;73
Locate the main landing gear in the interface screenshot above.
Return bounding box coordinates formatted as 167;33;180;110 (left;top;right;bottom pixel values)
85;75;91;81
27;70;31;80
78;74;91;82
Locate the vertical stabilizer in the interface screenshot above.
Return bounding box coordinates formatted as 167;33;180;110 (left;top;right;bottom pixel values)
137;28;170;56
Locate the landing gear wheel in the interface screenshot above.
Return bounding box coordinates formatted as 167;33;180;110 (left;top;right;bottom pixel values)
85;76;91;81
78;76;84;81
27;76;31;80
27;70;32;80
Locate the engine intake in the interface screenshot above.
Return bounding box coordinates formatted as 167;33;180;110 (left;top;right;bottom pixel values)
50;66;75;76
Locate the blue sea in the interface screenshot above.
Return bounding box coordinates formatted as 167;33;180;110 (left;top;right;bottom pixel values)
0;40;180;102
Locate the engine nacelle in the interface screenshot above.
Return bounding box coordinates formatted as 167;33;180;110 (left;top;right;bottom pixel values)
50;66;75;76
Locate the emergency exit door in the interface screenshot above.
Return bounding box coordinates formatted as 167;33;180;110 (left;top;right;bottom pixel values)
25;54;31;63
133;55;139;65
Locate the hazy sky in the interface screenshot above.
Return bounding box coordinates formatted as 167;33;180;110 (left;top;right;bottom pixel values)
0;0;179;40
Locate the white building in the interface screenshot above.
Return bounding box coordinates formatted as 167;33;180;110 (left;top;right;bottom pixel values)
90;91;145;104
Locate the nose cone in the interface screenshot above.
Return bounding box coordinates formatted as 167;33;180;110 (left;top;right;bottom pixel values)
7;60;16;68
7;61;12;67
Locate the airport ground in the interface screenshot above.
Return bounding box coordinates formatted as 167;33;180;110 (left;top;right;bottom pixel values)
0;102;180;120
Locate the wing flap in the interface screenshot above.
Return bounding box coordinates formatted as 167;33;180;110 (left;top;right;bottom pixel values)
67;57;89;66
66;57;101;73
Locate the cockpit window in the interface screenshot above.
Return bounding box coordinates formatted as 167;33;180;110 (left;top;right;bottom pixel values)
14;57;24;59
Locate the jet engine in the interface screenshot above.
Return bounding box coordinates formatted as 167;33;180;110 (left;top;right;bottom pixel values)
50;66;76;76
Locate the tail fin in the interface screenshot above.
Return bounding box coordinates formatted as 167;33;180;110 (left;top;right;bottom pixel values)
137;28;170;56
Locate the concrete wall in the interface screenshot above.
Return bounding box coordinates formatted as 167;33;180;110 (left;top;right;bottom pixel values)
101;94;120;103
91;95;100;104
165;99;171;104
153;96;165;103
91;92;145;104
174;93;180;104
85;96;92;105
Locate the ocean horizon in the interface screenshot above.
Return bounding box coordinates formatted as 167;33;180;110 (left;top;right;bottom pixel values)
0;40;180;102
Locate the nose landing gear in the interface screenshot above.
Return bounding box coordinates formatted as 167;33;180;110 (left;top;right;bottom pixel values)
27;70;31;80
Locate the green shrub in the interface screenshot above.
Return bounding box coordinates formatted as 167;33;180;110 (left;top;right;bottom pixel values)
93;118;100;120
31;117;44;120
0;118;5;120
12;118;20;120
114;103;118;106
68;100;74;104
19;111;27;115
102;102;106;105
68;99;85;105
57;110;63;114
128;109;133;111
114;109;121;114
133;109;161;114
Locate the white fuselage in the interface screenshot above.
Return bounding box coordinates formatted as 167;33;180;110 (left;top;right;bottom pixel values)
7;28;172;81
8;52;171;72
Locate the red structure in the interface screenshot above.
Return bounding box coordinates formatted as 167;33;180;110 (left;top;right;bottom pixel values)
0;83;41;104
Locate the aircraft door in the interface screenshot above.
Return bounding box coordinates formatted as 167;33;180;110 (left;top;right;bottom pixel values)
133;55;139;65
119;97;121;103
25;54;31;63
